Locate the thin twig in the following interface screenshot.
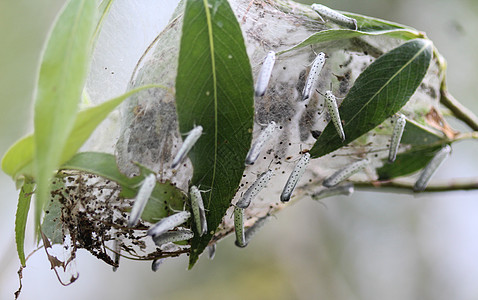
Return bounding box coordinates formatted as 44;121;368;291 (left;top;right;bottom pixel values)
440;75;478;131
452;131;478;142
354;177;478;193
15;245;43;299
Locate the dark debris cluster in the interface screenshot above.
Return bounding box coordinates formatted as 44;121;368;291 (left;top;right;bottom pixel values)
44;172;188;270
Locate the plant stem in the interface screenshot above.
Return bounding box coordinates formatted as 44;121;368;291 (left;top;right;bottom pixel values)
354;177;478;193
440;75;478;131
453;131;478;141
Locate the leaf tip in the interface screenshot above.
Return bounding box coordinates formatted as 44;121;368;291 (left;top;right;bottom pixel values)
188;252;199;270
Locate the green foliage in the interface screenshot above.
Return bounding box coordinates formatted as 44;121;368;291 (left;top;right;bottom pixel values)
400;119;443;146
175;0;254;267
33;0;97;228
377;119;446;180
2;85;162;180
61;152;185;221
278;13;423;55
310;39;433;158
1;0;160;263
347;12;420;33
1;136;34;180
378;146;443;180
41;178;65;244
15;180;34;266
93;0;115;45
3;0;467;272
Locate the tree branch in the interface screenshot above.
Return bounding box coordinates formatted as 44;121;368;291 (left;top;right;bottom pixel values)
453;131;478;142
353;177;478;193
440;75;478;131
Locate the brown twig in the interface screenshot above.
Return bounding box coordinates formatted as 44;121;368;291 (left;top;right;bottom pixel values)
440;75;478;131
15;245;43;300
353;177;478;193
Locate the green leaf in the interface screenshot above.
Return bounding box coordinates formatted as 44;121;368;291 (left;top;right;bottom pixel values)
15;180;34;266
278;13;423;55
41;178;65;245
175;0;254;267
61;152;139;194
377;119;446;180
61;152;185;220
377;145;443;180
58;85;166;166
141;181;187;223
400;119;443;146
310;39;433;158
92;0;115;46
1;136;35;180
347;12;418;32
278;29;423;55
2;85;162;180
33;0;97;228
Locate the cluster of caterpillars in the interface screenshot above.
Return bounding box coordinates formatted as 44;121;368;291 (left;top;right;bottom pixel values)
233;4;451;249
123;3;450;271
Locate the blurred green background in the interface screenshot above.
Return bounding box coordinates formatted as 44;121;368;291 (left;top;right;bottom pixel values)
1;0;478;299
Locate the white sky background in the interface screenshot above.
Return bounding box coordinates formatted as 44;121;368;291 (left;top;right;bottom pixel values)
1;0;478;299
